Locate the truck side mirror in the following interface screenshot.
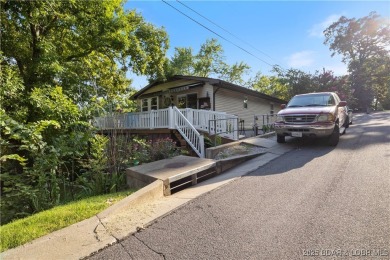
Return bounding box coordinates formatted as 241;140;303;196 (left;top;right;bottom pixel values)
339;101;347;107
281;104;286;109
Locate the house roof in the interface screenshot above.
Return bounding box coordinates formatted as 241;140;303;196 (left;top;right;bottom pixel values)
131;75;287;104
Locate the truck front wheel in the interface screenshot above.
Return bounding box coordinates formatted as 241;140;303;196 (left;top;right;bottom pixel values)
327;125;340;146
277;134;285;143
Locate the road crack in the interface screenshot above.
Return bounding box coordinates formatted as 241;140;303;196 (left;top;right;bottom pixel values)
93;214;120;243
196;204;222;227
133;232;166;259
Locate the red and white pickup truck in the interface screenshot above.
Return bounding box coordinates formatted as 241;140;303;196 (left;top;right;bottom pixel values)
274;92;348;146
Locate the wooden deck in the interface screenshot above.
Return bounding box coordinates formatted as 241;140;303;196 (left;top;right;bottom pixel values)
94;107;239;158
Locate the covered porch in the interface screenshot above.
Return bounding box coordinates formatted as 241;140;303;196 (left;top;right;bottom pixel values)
93;107;239;158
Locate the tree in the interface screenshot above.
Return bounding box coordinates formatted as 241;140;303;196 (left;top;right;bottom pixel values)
324;12;390;109
193;38;224;77
164;38;250;85
218;61;250;86
312;69;353;105
1;0;169;119
167;47;195;76
0;0;170;224
272;66;315;100
363;56;390;109
250;71;289;101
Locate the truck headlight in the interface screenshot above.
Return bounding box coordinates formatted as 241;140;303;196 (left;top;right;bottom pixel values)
275;116;284;122
317;114;334;122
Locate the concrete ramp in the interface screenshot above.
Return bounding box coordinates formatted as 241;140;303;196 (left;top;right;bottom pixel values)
127;156;217;196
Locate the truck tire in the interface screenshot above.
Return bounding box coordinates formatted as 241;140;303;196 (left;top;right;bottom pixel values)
328;125;340;146
277;134;285;143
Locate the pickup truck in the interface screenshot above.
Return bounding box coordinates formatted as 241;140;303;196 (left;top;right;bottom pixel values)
274;92;348;146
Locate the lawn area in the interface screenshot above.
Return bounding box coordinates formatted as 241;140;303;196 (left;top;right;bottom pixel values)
0;190;135;252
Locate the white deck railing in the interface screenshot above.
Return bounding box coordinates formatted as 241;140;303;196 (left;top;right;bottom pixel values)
93;107;239;158
94;109;171;130
177;109;238;140
173;107;205;158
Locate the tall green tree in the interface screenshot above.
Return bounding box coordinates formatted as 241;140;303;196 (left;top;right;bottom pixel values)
217;61;250;86
250;71;289;101
272;66;315;100
1;0;169;119
166;47;195;76
1;0;169;224
324;12;390;109
164;38;250;85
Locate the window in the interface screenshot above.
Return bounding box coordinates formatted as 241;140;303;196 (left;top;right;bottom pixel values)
141;97;159;111
177;95;186;108
177;93;198;109
287;94;335;107
187;94;197;109
270;103;274;115
151;97;158;110
142;99;148;112
327;95;335;106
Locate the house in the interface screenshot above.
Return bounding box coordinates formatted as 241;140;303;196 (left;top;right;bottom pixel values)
94;75;285;158
132;75;285;128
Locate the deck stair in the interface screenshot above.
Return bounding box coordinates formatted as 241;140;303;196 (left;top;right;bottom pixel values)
172;130;187;147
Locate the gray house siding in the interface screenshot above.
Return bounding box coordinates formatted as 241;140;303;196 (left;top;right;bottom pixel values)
215;88;279;129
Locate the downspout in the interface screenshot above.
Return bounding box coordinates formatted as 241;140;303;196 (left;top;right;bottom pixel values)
213;86;220;111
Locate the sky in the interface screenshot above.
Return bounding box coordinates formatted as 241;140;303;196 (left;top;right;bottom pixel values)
124;1;390;90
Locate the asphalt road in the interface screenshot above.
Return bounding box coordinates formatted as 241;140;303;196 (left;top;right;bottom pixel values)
88;111;390;260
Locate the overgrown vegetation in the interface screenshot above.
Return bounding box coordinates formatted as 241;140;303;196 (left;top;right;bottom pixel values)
0;190;134;252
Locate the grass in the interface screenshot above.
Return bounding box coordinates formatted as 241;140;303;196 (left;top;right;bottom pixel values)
0;190;135;252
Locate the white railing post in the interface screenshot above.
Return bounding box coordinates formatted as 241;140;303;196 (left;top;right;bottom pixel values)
168;106;174;129
199;135;205;158
186;108;193;125
234;118;239;140
149;111;154;129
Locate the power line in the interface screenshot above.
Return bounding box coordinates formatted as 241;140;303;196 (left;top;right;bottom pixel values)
176;0;278;64
161;0;275;68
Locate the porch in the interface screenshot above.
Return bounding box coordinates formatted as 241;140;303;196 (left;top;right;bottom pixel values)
93;107;239;158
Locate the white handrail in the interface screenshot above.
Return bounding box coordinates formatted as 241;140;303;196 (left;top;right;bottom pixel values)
178;108;238;140
172;107;205;158
94;109;171;130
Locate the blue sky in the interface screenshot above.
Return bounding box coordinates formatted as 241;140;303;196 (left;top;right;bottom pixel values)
125;1;390;89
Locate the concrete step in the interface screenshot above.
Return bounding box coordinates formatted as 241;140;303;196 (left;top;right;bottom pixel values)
127;156;217;196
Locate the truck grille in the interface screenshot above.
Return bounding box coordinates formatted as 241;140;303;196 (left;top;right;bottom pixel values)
284;115;316;123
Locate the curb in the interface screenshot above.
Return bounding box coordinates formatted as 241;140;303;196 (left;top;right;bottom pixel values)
97;180;164;219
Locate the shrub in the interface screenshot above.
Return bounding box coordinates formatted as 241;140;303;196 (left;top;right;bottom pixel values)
145;137;181;162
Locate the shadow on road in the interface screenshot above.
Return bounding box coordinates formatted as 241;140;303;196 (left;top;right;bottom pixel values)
248;111;389;178
248;142;334;178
